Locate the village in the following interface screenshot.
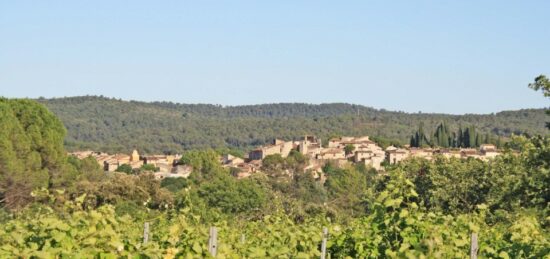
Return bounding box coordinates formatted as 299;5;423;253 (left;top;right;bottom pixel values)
69;135;502;181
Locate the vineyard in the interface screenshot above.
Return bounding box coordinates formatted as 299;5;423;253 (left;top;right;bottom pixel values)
0;169;548;258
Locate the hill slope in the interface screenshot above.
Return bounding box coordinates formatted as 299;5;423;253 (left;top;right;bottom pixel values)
37;96;548;154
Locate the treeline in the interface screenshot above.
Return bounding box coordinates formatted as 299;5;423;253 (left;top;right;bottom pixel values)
410;122;503;148
35;96;547;154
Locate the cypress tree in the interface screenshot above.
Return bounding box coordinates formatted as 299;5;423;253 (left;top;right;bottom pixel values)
451;132;457;147
475;133;482;147
496;136;502;148
457;126;464;147
469;126;477;148
463;128;470;147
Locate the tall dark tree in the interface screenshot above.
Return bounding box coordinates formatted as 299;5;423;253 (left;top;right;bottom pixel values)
468;126;477;147
411;122;431;148
433;122;451;148
457;126;464;147
475;133;482;147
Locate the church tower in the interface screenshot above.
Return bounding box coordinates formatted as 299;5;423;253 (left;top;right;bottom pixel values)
131;149;140;162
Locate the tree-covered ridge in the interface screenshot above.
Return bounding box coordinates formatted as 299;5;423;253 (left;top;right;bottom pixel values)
37;96;547;154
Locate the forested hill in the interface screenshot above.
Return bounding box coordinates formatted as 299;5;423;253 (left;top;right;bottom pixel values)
37;96;548;154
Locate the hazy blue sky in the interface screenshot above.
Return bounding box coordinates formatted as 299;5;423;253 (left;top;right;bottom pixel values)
1;1;549;114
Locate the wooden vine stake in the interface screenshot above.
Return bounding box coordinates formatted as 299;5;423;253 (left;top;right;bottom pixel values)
143;222;150;245
208;226;218;257
321;227;328;259
470;233;478;259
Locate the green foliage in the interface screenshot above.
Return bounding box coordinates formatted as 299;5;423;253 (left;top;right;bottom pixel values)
1;173;547;258
324;165;374;218
0;99;77;210
261;154;285;171
140;163;159;172
262;152;309;175
370;135;403;148
398;136;550;218
411;122;431;147
529;74;550;97
180;150;224;181
529;74;550;129
160;177;188;193
195;177;268;215
344;144;355;155
411;123;495;148
115;164;133;174
37;96;547;153
74;173;173;210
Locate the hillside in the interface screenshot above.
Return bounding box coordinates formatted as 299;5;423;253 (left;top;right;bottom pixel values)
37;96;548;154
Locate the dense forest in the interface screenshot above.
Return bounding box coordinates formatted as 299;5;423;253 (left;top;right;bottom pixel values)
37;96;547;154
0;96;548;257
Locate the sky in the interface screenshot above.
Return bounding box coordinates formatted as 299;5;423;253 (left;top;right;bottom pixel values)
1;1;549;114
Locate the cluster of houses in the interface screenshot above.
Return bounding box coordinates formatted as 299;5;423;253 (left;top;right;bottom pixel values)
222;135;502;179
70;135;502;181
69;150;192;179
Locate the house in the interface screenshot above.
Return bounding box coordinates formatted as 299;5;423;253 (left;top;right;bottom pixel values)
480;144;499;159
103;154;132;171
249;145;280;160
154;165;193;180
461;149;482;159
113;154;131;164
299;135;322;157
386;146;410;164
104;159;119;172
143;155;169;166
328;136;354;148
248;139;294;160
95;154;114;166
434;149;462;159
223;154;245;166
354;150;385;170
410;148;434;160
328;136;372;149
480;144;497;152
317;148;346;160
